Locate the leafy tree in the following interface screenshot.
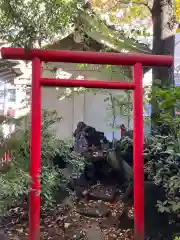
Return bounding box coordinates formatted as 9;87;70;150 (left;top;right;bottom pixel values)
88;0;176;130
0;0;85;49
0;0;151;51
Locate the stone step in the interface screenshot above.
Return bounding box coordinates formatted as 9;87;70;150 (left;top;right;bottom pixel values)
86;184;120;203
77;202;110;218
85;224;105;240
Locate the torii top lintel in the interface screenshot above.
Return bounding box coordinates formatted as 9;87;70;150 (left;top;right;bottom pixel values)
1;48;173;67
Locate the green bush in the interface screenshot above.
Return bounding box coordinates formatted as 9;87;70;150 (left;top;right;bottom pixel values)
150;85;180;135
145;86;180;217
0;109;84;214
144;134;180;215
0;165;29;213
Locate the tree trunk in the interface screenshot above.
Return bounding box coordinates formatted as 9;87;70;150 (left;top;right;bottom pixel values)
151;0;176;130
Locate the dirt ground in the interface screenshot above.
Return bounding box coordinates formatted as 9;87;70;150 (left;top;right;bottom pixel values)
1;184;134;240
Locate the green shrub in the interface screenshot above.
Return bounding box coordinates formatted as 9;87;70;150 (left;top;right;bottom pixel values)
150;85;180;135
0;165;29;213
144;134;180;216
0;109;84;214
145;86;180;217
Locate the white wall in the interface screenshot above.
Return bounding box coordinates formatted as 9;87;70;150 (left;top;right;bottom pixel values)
175;33;180;68
41;63;151;140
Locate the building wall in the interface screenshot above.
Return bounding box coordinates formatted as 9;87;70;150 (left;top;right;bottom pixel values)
0;81;29;136
174;33;180;84
41;68;73;138
175;33;180;68
41;63;152;140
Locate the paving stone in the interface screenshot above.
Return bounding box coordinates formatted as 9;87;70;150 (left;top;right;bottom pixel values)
85;224;104;240
77;202;110;218
88;185;118;202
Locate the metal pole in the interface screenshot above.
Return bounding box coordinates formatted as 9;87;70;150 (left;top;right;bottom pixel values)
29;58;41;240
133;63;144;240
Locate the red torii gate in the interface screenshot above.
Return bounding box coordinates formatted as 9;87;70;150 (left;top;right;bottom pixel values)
1;48;173;240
